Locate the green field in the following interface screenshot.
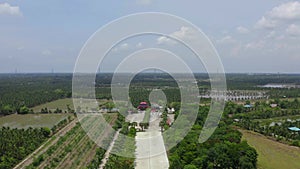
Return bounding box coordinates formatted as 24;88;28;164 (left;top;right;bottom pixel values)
32;98;109;113
241;129;300;169
0;114;71;129
32;98;74;113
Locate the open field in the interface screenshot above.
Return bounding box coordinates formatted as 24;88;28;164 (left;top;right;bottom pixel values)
32;98;110;113
32;98;74;112
241;129;300;169
0;113;71;129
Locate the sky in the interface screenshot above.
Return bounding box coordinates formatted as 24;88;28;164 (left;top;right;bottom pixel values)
0;0;300;73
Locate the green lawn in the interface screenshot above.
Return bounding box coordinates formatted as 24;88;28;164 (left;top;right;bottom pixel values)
241;129;300;169
0;114;70;129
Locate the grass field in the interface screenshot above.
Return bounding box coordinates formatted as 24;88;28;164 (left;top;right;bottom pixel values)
32;98;109;113
241;129;300;169
0;114;70;129
32;98;74;113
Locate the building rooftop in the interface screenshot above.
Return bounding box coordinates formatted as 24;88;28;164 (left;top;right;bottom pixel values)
288;127;300;132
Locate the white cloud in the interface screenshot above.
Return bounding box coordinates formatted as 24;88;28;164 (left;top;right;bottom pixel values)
265;31;276;39
0;3;22;16
217;35;236;44
111;43;131;52
255;16;277;29
236;26;249;34
245;40;265;50
172;26;197;40
286;24;300;36
255;1;300;29
268;1;300;20
157;36;177;45
120;43;129;50
156;26;197;45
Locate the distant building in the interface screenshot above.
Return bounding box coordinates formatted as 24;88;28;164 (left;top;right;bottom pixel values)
137;102;148;110
244;104;252;108
167;108;175;114
260;83;297;89
166;118;172;126
270;104;278;108
288;127;300;132
234;119;240;122
269;122;283;127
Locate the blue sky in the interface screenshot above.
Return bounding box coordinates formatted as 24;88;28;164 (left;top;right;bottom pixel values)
0;0;300;73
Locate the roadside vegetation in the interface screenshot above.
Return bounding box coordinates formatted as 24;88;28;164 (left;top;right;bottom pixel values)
168;106;258;169
105;113;136;169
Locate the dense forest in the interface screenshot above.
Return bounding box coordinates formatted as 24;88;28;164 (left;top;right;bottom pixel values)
0;116;71;169
0;127;50;169
168;106;258;169
0;74;72;115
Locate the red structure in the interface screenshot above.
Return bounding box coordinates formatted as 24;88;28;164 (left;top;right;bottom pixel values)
137;102;148;110
166;118;172;126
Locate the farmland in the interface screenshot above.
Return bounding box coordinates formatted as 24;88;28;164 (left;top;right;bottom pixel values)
32;98;110;113
32;98;74;113
16;113;118;169
241;129;300;169
0;113;71;129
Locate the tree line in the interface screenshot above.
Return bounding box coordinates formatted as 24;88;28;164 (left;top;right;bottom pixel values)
0;74;71;116
168;106;258;169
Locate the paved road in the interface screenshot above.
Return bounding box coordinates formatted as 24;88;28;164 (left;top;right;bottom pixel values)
135;112;169;169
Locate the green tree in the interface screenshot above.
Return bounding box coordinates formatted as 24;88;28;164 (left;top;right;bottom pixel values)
19;105;29;114
41;127;51;137
183;164;198;169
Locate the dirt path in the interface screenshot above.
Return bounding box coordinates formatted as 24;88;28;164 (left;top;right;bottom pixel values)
13;119;78;169
99;129;121;169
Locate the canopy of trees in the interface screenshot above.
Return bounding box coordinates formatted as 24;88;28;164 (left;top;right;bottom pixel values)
168;106;258;169
0;127;50;169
